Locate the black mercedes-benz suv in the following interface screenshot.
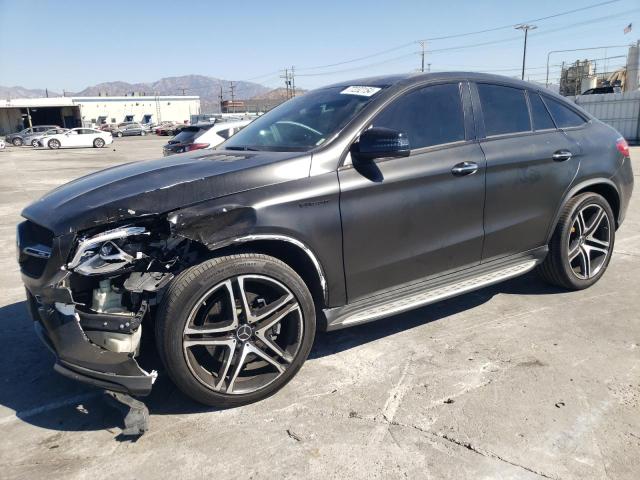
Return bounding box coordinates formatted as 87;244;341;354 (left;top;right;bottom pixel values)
18;73;633;409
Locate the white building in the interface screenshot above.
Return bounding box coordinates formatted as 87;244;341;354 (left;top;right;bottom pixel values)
0;95;200;135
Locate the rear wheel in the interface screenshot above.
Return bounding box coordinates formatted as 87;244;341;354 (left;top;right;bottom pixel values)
156;254;316;407
116;131;123;137
12;138;23;146
140;130;146;136
47;139;60;149
538;192;614;290
93;137;105;148
31;139;39;147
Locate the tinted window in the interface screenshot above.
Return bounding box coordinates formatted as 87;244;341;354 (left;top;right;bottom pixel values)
542;96;586;128
477;84;531;136
217;128;231;140
172;126;206;143
372;83;465;149
529;92;555;130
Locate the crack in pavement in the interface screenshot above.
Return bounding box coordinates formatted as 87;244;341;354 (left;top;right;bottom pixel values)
385;417;559;479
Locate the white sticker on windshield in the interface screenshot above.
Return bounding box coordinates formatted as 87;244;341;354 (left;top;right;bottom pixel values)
340;86;381;97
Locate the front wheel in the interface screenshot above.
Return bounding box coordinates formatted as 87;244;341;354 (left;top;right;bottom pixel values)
155;254;316;407
12;138;23;146
537;192;615;290
140;130;146;136
93;137;105;148
31;139;39;147
116;131;123;137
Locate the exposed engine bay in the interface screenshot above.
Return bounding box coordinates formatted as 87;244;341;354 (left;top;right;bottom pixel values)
63;218;204;356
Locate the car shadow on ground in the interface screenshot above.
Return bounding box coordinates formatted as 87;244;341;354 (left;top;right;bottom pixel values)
0;272;563;436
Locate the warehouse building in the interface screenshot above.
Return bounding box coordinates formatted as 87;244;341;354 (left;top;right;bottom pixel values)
0;95;200;135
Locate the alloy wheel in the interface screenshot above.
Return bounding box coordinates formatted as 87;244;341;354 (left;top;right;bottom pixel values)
567;203;611;279
182;274;303;395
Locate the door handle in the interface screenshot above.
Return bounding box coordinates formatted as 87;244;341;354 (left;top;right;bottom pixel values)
552;150;572;161
451;161;478;176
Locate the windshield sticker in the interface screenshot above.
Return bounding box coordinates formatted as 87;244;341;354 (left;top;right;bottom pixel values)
340;86;381;97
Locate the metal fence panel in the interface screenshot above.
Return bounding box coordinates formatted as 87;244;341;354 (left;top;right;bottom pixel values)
568;91;640;143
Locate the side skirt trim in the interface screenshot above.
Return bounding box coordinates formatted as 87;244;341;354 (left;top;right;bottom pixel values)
324;250;545;331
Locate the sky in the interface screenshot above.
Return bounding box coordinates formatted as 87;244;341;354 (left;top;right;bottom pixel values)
0;0;638;93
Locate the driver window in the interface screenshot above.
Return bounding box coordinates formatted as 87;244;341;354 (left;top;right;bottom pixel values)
372;83;466;149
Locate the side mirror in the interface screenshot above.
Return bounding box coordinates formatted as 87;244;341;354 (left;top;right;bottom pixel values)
352;127;410;161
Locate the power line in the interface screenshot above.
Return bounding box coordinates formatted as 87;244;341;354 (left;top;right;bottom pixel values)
295;0;621;71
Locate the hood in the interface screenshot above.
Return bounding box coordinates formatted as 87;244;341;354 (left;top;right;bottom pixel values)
22;149;311;236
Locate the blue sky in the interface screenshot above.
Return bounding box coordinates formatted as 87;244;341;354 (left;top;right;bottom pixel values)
0;0;638;92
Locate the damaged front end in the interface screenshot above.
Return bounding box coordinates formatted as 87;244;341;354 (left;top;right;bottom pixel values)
18;216;200;397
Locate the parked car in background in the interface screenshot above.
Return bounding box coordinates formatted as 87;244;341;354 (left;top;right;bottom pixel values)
163;120;251;156
25;128;69;147
98;123;117;132
5;125;60;146
155;123;178;135
112;123;147;137
581;86;616;95
41;127;113;149
17;72;633;408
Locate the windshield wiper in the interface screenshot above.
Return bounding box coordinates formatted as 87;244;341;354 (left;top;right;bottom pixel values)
225;146;260;151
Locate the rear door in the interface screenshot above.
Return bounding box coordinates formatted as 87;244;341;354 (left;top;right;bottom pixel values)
339;82;486;301
473;83;581;261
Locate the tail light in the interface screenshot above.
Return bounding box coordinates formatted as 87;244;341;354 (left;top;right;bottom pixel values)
185;143;210;152
616;137;630;158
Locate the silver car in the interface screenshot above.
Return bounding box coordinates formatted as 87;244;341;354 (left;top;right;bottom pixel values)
25;128;69;147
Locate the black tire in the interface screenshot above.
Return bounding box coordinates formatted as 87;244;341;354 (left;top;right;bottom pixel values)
12;138;23;146
47;139;60;149
31;139;39;147
537;192;615;290
116;131;123;137
93;137;105;148
155;253;316;407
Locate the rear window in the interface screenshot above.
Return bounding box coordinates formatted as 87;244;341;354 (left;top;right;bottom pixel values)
478;84;531;136
172;126;207;143
542;96;586;128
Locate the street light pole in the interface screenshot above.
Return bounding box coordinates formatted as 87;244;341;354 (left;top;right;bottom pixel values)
515;24;537;81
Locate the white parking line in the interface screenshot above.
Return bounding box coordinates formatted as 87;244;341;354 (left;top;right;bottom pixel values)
0;392;101;426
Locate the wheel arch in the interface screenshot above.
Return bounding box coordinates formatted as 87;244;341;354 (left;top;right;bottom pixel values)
547;178;621;242
204;235;328;309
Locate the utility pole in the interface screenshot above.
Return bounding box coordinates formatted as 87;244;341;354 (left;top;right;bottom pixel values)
281;68;290;99
229;81;236;113
515;24;537;80
290;66;296;97
418;41;426;73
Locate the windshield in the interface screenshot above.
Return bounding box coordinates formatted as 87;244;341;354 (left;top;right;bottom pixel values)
223;86;385;151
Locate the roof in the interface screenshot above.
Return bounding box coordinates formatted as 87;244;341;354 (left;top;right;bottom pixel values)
323;71;553;92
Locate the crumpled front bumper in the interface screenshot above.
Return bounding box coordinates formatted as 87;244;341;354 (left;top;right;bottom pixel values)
26;292;156;396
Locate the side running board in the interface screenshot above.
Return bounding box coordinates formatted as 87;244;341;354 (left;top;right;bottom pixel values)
325;259;539;330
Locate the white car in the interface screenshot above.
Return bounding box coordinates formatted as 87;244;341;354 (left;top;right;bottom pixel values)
43;128;113;149
202;120;251;149
0;139;5;150
162;120;252;156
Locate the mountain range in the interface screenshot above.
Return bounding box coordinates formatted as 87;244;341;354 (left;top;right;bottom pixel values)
0;75;297;112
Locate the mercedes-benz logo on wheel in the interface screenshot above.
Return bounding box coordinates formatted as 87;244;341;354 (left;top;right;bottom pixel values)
236;325;253;342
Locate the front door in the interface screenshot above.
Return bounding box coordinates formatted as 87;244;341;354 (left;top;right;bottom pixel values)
339;82;486;302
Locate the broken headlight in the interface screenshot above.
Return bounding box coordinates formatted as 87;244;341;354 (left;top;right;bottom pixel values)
67;226;150;276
